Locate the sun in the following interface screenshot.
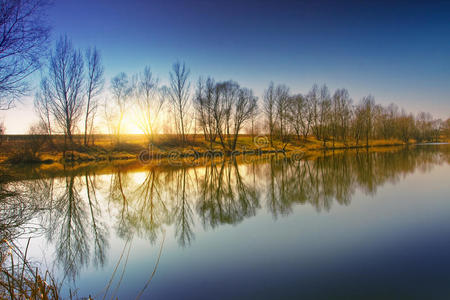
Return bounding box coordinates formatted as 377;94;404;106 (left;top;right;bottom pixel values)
120;113;144;135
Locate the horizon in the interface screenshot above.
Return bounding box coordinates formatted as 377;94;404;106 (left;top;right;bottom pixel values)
1;0;449;134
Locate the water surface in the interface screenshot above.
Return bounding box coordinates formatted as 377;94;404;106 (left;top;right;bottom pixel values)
2;145;450;299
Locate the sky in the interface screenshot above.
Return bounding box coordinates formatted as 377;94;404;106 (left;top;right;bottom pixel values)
2;0;450;133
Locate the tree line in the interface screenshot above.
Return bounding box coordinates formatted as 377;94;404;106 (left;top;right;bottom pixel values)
30;36;450;153
0;0;448;152
261;83;449;148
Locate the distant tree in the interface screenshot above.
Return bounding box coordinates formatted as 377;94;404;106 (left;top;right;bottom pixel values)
229;88;257;151
377;103;399;140
102;98;117;143
287;93;307;141
397;110;415;143
26;123;48;160
40;36;84;148
34;91;52;136
84;47;104;145
215;80;240;150
352;104;365;146
0;0;51;110
430;119;442;142
360;95;376;147
331;88;352;146
135;66;164;143
274;84;290;143
308;84;320;139
415;111;433;142
167;61;190;144
110;72;132;142
193;77;217;148
317;85;331;146
263;82;276;147
443;118;450;139
248;99;259;138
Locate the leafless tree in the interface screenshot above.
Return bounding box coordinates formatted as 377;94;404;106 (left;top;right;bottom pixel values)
229;88;257;151
40;36;84;147
331;88;352;146
352;104;365;146
168;61;190;144
215;80;240;150
248;99;259;138
308;84;320;139
135;66;164;143
360;95;375;147
274;84;290;143
34;91;52;136
110;72;132;142
287;93;307;141
397;109;415;143
0;0;51;110
316;84;331;146
194;77;218;148
84;47;104;145
263;82;276;147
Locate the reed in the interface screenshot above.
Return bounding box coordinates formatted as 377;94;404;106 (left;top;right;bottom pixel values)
0;238;60;299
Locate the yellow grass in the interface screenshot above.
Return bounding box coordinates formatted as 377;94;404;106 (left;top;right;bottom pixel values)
0;134;444;168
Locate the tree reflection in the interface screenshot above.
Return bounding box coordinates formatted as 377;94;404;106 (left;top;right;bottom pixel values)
197;159;259;228
171;168;195;247
30;172;110;281
46;175;90;280
2;145;448;284
85;172;108;268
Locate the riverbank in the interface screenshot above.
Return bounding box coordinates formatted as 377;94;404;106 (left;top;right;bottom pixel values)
0;134;447;168
0;135;448;167
0;134;445;165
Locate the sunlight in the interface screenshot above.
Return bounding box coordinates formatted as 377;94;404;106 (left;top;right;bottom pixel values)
120;113;144;135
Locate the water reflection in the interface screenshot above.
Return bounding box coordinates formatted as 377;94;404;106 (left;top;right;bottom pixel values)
197;160;259;229
0;145;448;286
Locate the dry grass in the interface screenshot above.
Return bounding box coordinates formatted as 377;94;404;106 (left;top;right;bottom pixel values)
0;134;445;166
1;239;60;299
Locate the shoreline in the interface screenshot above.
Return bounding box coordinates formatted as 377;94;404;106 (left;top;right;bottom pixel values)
0;139;447;167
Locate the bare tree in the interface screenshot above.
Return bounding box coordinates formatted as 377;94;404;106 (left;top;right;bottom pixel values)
0;0;51;109
194;77;218;148
397;109;415;143
102;98;117;144
84;47;104;145
415;111;433;142
168;61;190;144
274;84;290;143
40;36;84;148
308;84;320;139
215;80;240;150
287;93;307;141
34;91;52;136
331;88;352;146
360;95;375;147
352;104;365;146
316;84;331;146
230;88;257;151
263;82;276;147
110;72;132;142
135;66;164;143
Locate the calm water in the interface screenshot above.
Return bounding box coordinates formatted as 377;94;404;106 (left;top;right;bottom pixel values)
2;145;450;299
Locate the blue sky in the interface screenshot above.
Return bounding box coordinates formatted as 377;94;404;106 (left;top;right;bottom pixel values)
3;0;450;133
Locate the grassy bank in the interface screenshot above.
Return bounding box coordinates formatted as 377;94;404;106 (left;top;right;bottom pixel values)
0;133;447;167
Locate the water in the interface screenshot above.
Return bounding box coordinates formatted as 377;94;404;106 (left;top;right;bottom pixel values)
1;145;450;299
